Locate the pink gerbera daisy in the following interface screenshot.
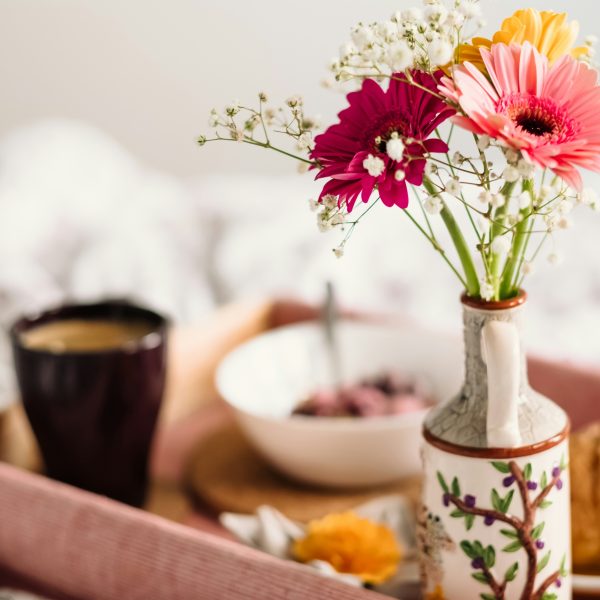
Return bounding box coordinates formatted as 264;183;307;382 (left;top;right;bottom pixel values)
440;42;600;189
310;71;455;211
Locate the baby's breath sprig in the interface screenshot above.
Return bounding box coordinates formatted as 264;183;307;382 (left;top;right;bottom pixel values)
330;0;484;92
198;93;320;167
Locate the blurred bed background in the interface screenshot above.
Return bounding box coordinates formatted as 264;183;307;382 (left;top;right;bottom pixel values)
0;0;599;408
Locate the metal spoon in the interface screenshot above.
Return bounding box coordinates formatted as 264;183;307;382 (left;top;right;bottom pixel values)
322;281;342;388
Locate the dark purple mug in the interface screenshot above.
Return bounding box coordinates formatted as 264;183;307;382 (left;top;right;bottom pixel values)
10;301;168;507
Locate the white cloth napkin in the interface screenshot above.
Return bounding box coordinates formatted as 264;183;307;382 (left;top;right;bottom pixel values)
220;495;421;599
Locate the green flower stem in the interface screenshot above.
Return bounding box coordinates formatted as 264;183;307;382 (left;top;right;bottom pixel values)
489;181;517;297
423;178;480;297
199;136;315;165
499;212;530;298
499;180;535;298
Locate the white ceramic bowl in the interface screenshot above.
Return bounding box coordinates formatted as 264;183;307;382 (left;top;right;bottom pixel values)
216;320;462;488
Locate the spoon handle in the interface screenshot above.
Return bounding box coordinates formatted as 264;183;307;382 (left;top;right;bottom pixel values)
323;281;342;388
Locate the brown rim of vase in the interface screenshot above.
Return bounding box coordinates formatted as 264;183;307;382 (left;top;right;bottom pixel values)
423;421;570;459
461;289;527;311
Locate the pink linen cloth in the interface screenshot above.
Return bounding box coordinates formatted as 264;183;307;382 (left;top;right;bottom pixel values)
0;461;383;600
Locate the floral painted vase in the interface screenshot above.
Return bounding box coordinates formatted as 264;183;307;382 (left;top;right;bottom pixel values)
419;292;570;600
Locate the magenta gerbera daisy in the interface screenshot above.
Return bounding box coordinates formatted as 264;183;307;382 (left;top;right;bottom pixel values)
310;71;455;212
439;41;600;190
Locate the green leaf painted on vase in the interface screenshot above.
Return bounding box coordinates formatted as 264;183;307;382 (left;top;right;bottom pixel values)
502;540;523;553
540;471;548;488
523;463;533;480
559;554;568;577
437;471;449;494
537;551;551;573
532;522;545;540
491;461;511;473
473;541;485;556
500;528;518;539
472;572;489;584
505;562;519;582
491;488;503;512
460;541;477;559
501;489;515;513
484;545;495;568
465;514;475;530
451;476;461;497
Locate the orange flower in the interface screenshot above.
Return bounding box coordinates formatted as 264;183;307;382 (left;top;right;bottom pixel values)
457;9;589;71
425;585;447;600
292;512;402;585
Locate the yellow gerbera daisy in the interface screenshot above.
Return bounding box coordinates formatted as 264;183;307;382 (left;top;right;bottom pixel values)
457;8;588;71
292;512;402;585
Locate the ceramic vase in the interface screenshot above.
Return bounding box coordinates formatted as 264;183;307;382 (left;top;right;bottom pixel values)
419;292;571;600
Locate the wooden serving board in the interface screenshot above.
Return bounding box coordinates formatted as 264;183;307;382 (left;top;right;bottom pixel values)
185;423;421;523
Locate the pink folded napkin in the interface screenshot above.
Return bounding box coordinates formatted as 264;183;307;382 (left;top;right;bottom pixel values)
0;463;381;600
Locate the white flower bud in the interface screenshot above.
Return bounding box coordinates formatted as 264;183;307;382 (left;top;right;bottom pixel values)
387;40;414;71
452;151;464;165
424;161;438;176
424;4;448;24
522;262;534;276
317;213;333;232
323;194;337;209
339;42;357;58
490;193;506;209
363;154;385;177
547;252;563;266
386;133;405;161
480;279;495;301
517;159;535;178
476;135;490;151
297;132;314;151
558;216;572;229
446;10;466;28
491;235;511;256
351;24;375;49
428;39;453;66
401;7;424;23
225;101;240;116
308;198;319;212
333;246;344;258
478;190;493;206
502;166;520;183
424;195;443;215
394;169;406;181
458;0;482;19
504;148;520;164
445;178;461;197
377;20;397;40
517;192;531;210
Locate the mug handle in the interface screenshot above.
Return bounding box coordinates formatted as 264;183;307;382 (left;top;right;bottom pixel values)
481;320;522;448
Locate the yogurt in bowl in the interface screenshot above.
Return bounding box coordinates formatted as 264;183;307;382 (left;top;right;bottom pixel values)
216;320;462;488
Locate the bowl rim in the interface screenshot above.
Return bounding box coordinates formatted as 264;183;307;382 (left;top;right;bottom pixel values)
216;319;459;432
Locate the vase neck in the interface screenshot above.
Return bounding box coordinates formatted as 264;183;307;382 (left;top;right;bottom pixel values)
462;301;529;405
